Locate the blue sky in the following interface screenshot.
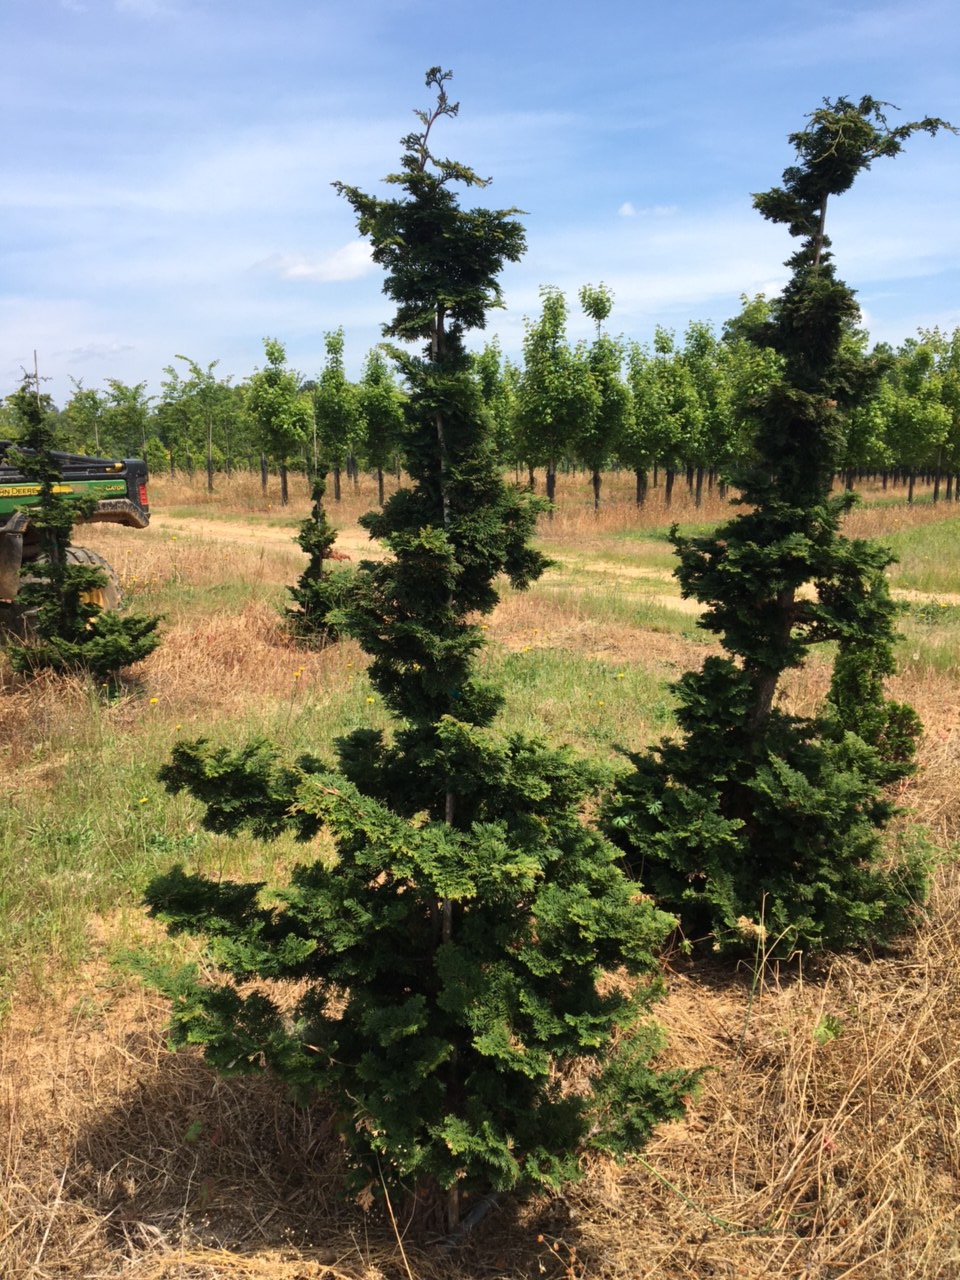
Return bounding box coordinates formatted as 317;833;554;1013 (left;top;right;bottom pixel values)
4;0;959;404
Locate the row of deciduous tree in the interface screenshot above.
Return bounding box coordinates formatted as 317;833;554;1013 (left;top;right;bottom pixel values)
5;309;960;507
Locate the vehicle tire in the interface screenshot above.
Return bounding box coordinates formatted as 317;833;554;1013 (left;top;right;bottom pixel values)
65;545;123;610
0;547;122;638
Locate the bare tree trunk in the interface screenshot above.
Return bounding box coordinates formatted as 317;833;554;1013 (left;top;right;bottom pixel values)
280;462;289;506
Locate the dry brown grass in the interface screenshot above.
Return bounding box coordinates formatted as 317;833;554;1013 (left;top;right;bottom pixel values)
4;863;960;1279
4;472;960;1278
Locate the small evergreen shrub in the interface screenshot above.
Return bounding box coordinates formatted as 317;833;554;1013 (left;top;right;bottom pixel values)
5;374;160;680
286;473;354;644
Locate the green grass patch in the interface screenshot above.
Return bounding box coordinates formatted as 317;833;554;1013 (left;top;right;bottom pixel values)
882;518;960;593
485;644;676;754
165;505;302;529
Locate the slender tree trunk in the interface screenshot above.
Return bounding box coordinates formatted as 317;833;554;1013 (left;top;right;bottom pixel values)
635;467;647;507
260;454;268;495
685;464;695;494
945;472;954;502
652;462;659;489
748;586;796;732
695;466;704;508
664;468;675;507
333;466;342;501
280;462;289;506
169;450;175;480
377;466;385;506
207;419;214;494
527;463;536;490
545;461;556;514
592;467;602;511
908;470;915;504
881;470;888;491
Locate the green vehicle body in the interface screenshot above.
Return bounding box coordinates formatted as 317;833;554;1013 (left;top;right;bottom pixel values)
0;442;150;604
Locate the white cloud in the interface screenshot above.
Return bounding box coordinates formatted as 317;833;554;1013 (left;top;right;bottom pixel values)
256;242;375;284
58;341;136;363
618;202;679;219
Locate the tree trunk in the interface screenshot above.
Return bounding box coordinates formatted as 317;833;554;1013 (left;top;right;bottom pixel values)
908;470;915;504
747;586;796;732
592;467;602;511
664;468;675;507
545;463;556;514
527;463;536;490
695;466;704;508
377;466;385;506
333;466;342;501
280;462;289;507
635;467;647;507
260;454;268;495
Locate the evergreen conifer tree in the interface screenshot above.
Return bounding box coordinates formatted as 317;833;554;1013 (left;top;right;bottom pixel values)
285;470;353;644
142;68;693;1228
5;365;160;680
605;97;952;955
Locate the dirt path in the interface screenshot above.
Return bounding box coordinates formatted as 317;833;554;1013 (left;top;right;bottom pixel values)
148;514;381;560
146;515;960;610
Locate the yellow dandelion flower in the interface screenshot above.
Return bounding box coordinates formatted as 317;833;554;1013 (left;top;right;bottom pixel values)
615;672;625;679
138;797;148;804
366;696;375;704
597;700;605;707
149;697;159;705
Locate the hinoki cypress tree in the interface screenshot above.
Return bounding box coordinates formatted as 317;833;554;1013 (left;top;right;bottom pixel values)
285;470;353;644
142;68;692;1227
5;366;159;680
606;97;952;956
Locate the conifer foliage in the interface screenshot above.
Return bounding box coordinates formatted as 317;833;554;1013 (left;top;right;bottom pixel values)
144;69;692;1224
5;368;159;679
285;470;353;644
606;98;952;956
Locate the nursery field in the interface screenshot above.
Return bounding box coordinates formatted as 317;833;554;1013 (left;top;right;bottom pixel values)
2;468;960;1279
